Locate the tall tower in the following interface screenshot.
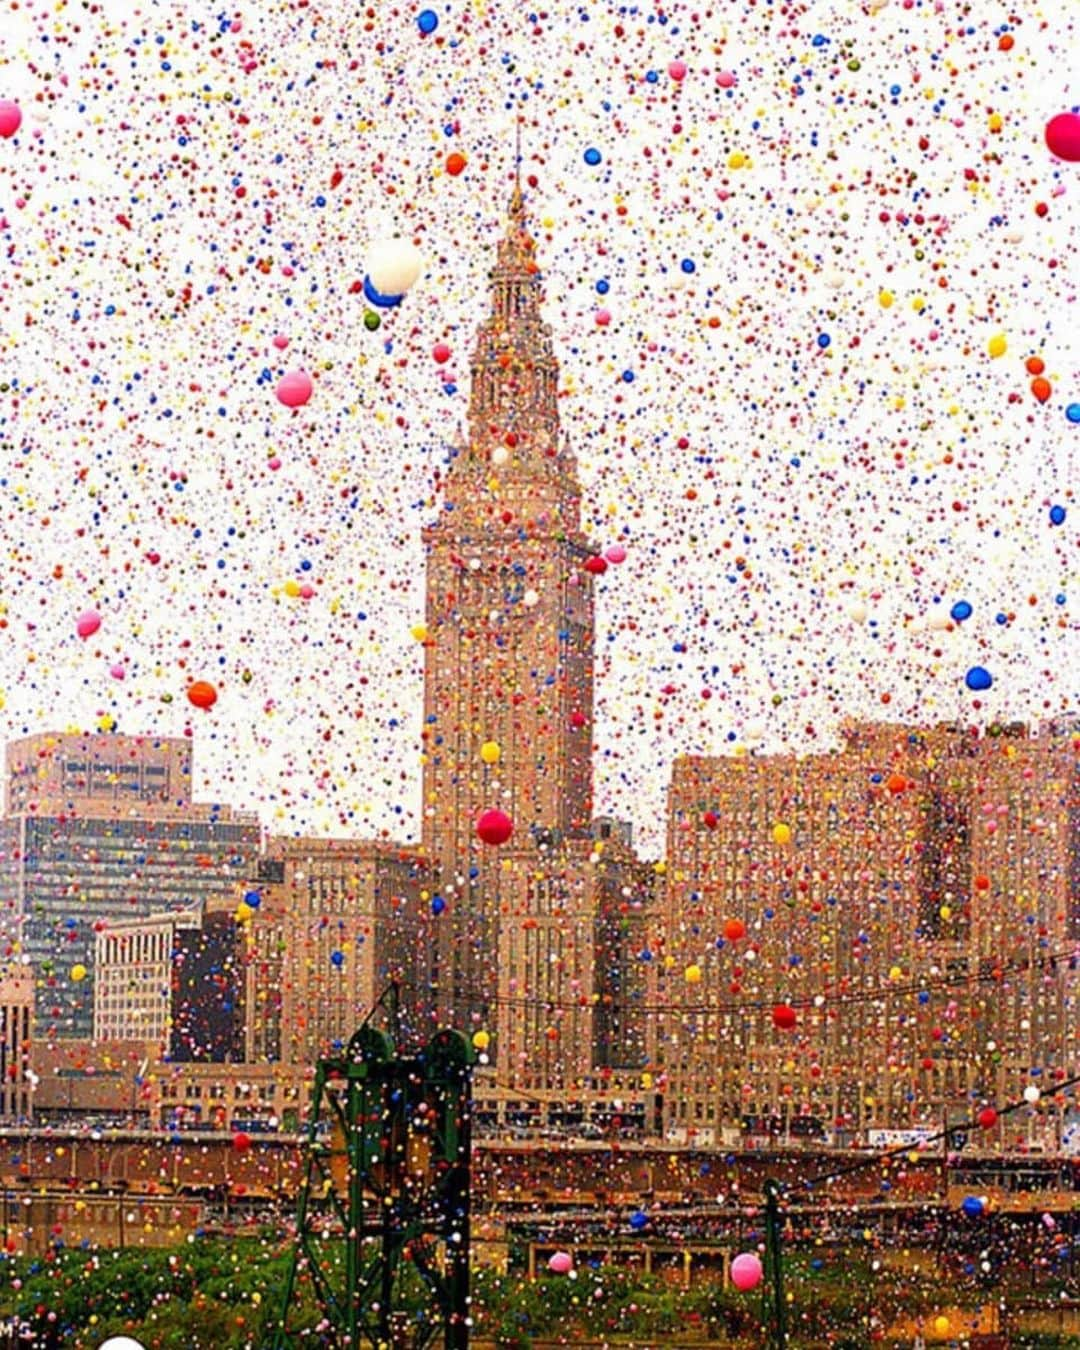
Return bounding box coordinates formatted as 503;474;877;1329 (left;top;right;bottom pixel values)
420;164;598;1089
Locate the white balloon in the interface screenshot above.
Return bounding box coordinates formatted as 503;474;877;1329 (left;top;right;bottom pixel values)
743;719;765;744
1023;1085;1041;1105
99;1339;148;1350
491;445;509;466
926;606;952;631
847;601;868;624
367;239;423;295
523;589;540;608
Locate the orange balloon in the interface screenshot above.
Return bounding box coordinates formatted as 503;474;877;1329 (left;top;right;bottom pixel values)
885;772;909;795
723;918;746;942
187;680;218;710
1025;355;1045;376
1031;376;1051;403
446;151;467;177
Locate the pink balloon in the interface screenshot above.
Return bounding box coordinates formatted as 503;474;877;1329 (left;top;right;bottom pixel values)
716;70;736;89
109;664;126;680
548;1251;573;1275
1045;112;1080;162
76;610;102;640
595;308;611;326
0;101;22;139
276;369;313;408
605;544;627;564
476;809;513;846
272;334;289;351
730;1252;763;1292
668;60;687;81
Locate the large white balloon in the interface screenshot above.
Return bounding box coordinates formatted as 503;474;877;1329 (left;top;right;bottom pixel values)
366;239;423;296
98;1338;148;1350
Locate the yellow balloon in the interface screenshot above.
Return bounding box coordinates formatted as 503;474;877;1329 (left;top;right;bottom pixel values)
641;1072;653;1090
933;1315;950;1336
480;740;501;765
472;1030;490;1051
684;964;703;984
70;964;87;983
410;623;428;642
284;578;301;597
987;333;1006;358
772;822;792;845
234;901;254;923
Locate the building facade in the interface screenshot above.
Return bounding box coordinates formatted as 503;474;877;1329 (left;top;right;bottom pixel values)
0;971;32;1120
656;720;1080;1148
0;733;261;1039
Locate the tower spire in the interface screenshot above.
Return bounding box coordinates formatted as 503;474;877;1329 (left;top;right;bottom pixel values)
510;119;523;218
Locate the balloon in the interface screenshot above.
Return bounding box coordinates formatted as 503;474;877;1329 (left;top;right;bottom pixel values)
730;1252;763;1291
363;275;405;309
272;334;289;351
232;1131;252;1152
330;950;344;967
77;609;102;639
702;811;718;829
472;1030;490;1051
595;308;612;326
772;1004;797;1030
965;666;993;692
977;1106;998;1129
723;918;746;942
1024;1085;1041;1104
70;964;87;982
480;740;501;764
417;8;438;34
933;1315;951;1335
98;1339;148;1350
0;101;22;139
629;1210;648;1230
962;1195;984;1220
476;809;513;845
187;680;218;710
276;370;313;408
548;1251;573;1274
684;964;702;984
1050;505;1066;525
367;239;424;297
987;333;1006;358
605;544;627;564
432;342;452;364
445;151;466;176
1031;376;1051;403
772;822;792;845
1045;112;1080;162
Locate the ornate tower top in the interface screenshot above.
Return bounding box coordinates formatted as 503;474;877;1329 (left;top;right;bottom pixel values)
434;134;581;534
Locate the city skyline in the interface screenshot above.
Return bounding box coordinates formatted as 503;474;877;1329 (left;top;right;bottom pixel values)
1;2;1077;858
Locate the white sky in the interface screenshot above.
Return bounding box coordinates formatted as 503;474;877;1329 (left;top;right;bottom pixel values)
0;0;1077;855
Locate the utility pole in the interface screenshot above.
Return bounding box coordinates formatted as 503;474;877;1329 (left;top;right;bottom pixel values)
763;1178;787;1349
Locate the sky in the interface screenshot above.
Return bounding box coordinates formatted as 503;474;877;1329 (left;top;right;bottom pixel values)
0;0;1077;857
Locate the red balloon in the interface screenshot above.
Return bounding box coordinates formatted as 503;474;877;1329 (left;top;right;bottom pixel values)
977;1106;998;1130
232;1131;252;1152
1031;376;1051;404
772;1004;797;1030
702;811;719;829
569;709;587;728
0;101;22;139
1045;112;1080;162
432;342;451;364
583;555;608;575
476;809;513;845
446;151;467;176
723;918;746;942
187;680;218;710
276;369;313;408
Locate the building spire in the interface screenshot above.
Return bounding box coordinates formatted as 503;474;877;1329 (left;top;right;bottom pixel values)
509;119;524;219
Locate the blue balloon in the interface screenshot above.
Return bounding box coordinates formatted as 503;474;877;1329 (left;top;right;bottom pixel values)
629;1210;648;1230
965;666;993;692
584;147;602;166
431;895;446;915
962;1195;984;1218
330;950;345;968
1066;403;1080;424
417;9;438;34
363;275;405;309
950;600;973;622
1050;504;1066;525
244;889;262;908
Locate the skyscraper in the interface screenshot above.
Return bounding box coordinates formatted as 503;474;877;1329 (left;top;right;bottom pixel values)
419;172;606;1101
